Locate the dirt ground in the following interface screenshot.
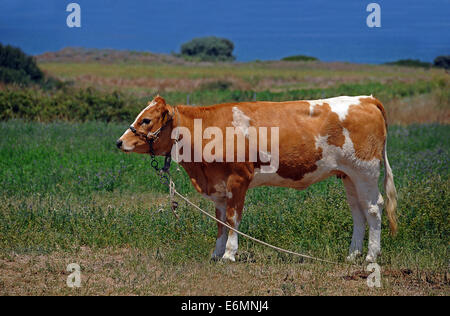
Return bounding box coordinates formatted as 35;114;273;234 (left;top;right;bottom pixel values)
0;247;447;296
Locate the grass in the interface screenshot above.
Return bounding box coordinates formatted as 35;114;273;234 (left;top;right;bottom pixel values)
39;61;447;93
2;247;446;295
1;54;449;295
0;120;448;295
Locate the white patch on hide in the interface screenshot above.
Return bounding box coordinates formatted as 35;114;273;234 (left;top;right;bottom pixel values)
202;181;230;204
213;181;233;199
132;100;157;126
232;107;251;138
223;212;239;262
308;96;371;121
249;128;380;189
119;100;158;150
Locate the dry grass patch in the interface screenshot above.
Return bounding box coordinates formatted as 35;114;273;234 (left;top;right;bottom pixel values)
39;61;444;92
385;93;450;125
0;247;447;296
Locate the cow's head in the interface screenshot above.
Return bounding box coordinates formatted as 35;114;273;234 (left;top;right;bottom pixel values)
116;96;174;155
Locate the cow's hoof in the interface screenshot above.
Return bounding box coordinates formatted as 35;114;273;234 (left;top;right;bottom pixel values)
346;250;362;262
365;254;377;263
222;253;236;262
210;254;223;262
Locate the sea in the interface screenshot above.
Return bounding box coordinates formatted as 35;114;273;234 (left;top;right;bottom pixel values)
0;0;449;63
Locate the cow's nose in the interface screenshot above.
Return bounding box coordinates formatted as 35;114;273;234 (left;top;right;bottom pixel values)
116;139;123;149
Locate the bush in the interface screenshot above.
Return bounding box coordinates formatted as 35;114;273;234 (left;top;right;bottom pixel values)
0;43;43;84
433;55;450;70
0;87;144;122
180;36;235;62
199;80;234;91
281;55;318;62
385;59;432;68
0;68;31;85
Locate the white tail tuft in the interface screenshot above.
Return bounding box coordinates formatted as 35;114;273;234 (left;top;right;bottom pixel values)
383;140;398;235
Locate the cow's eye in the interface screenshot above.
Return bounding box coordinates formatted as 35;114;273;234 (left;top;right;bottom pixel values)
141;118;151;125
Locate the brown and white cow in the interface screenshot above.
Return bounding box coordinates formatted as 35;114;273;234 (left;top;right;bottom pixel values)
117;95;397;262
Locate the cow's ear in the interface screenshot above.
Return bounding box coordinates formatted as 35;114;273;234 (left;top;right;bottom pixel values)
153;95;166;106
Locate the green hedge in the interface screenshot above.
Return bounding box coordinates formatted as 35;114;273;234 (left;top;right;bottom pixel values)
385;59;432;68
0;88;143;122
281;54;318;62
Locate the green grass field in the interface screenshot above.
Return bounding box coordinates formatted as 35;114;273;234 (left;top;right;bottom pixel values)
0;120;448;295
0;55;449;295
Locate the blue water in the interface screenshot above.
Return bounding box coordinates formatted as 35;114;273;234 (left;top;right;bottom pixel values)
0;0;449;63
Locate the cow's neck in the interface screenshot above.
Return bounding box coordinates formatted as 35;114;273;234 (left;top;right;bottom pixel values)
169;105;211;177
170;105;210;135
172;105;209;126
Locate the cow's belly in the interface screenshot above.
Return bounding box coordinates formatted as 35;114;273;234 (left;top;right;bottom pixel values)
249;166;333;190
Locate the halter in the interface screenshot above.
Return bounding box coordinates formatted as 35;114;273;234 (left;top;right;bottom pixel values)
128;107;177;174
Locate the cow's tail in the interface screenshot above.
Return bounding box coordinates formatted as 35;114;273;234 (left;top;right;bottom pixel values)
383;131;398;236
372;96;398;235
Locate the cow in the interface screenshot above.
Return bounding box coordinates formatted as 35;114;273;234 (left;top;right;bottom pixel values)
117;95;397;263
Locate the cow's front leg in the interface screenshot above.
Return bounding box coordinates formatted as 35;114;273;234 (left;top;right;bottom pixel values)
211;200;228;259
222;174;249;262
221;203;241;262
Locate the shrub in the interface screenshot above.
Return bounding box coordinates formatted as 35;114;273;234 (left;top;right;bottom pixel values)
0;43;43;84
281;55;318;62
433;55;450;70
0;87;144;122
180;37;235;62
384;59;432;68
199;80;234;91
0;67;31;85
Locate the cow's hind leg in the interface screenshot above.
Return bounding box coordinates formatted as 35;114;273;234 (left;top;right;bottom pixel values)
353;173;384;263
343;176;366;261
222;174;249;262
211;200;228;259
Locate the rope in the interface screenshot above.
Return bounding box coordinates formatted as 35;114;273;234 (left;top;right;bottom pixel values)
170;185;341;265
169;179;180;219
